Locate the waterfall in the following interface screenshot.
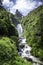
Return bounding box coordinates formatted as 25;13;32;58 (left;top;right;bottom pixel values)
16;24;43;65
17;24;23;37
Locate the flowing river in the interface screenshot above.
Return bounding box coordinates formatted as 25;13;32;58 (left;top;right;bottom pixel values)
17;24;43;65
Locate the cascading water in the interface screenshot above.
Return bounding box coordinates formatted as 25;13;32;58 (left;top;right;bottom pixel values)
16;24;43;65
17;24;23;37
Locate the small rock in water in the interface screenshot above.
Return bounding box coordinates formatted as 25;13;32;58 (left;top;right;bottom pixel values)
24;57;33;62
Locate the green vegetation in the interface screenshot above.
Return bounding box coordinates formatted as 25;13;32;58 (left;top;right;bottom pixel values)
0;6;32;65
21;5;43;60
0;37;32;65
0;6;18;37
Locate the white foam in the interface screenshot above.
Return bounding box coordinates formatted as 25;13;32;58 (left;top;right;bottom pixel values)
17;24;23;37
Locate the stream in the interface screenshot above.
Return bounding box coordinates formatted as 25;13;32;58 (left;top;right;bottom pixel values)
17;24;43;65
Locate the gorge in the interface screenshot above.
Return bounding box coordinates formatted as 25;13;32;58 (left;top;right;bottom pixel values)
0;2;43;65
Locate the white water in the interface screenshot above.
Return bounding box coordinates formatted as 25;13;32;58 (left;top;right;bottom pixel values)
17;24;23;37
16;24;43;65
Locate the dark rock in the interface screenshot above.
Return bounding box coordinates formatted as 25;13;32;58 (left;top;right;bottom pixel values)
24;57;33;62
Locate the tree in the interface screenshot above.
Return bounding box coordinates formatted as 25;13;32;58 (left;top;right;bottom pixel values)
15;9;22;18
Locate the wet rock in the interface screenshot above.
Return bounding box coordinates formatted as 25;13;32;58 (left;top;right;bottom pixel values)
24;57;33;62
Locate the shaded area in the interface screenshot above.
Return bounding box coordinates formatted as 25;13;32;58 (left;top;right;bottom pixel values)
0;6;18;37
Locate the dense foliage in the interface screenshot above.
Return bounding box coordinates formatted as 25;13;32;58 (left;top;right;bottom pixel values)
0;6;32;65
0;37;32;65
0;6;18;37
21;5;43;60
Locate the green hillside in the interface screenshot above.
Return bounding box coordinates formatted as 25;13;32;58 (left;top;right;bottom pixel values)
21;5;43;60
0;6;32;65
0;6;18;36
